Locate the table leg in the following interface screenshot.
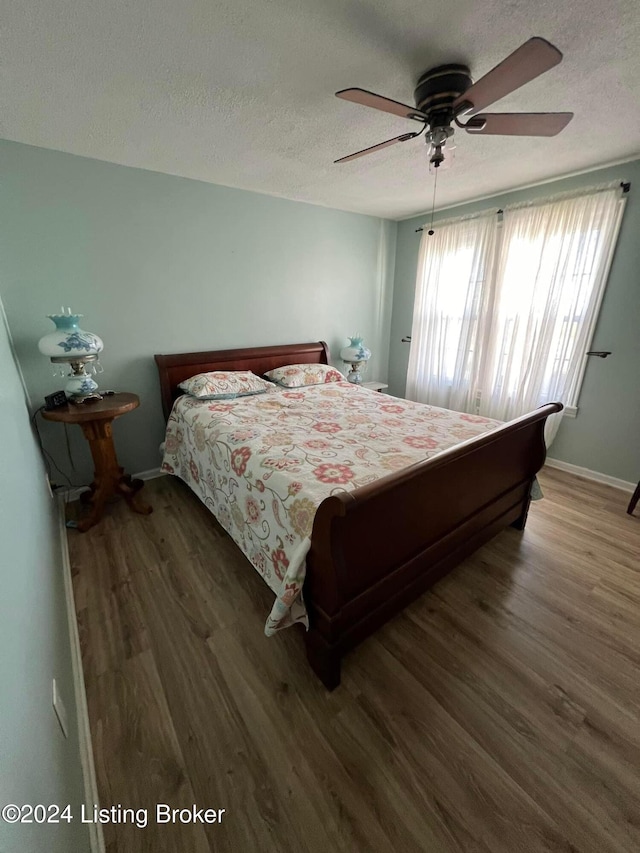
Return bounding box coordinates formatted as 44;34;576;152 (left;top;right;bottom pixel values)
117;474;153;515
76;419;152;531
79;483;97;504
627;481;640;516
76;478;112;532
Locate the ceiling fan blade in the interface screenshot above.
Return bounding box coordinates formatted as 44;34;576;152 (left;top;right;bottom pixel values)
465;112;574;136
334;132;419;163
336;88;427;123
454;37;563;116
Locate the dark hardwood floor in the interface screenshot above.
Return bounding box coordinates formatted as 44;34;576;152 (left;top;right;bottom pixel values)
68;468;640;853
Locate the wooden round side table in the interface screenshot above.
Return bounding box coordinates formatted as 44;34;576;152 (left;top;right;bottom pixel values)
42;392;152;532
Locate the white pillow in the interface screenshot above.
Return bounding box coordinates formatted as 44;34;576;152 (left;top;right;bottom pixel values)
178;370;274;399
263;364;344;388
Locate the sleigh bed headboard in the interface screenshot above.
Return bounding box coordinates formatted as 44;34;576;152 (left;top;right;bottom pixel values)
154;340;330;420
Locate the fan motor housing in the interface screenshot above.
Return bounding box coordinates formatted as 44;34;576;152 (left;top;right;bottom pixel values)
414;64;472;124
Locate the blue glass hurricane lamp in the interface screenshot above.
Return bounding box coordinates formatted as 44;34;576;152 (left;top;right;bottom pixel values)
38;309;104;402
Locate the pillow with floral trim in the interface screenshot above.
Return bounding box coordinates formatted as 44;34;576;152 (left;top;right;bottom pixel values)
263;363;345;388
178;371;275;399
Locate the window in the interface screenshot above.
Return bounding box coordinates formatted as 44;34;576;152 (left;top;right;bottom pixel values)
406;185;626;444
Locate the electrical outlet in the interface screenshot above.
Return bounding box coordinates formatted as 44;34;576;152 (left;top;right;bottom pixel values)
52;679;69;739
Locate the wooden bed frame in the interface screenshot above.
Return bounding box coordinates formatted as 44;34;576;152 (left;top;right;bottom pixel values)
155;341;562;690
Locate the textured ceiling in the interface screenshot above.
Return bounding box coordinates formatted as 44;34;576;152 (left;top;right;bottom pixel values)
2;0;639;219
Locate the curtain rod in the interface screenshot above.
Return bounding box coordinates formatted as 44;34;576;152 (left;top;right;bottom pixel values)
415;181;630;232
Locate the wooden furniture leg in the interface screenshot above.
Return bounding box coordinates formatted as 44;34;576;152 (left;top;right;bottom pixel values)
304;631;341;690
116;473;151;513
78;419;152;532
510;482;533;530
627;481;640;516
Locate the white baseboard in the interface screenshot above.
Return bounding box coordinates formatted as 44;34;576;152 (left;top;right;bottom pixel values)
545;457;636;493
133;466;165;482
58;502;105;853
56;467;165;848
57;466;165;502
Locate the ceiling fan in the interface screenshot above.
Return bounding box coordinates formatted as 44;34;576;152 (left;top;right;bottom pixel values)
334;37;573;171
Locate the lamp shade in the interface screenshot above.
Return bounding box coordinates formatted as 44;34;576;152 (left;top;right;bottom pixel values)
38;312;103;358
339;335;371;364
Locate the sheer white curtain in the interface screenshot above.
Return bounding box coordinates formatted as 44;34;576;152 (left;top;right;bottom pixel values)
407;186;625;445
406;211;499;411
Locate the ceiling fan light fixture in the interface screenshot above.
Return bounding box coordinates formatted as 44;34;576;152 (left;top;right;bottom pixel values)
425;124;455;171
333;37;571;167
427;140;453;173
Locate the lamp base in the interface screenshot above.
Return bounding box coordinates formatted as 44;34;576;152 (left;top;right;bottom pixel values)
69;392;103;405
64;372;101;399
51;354;102;400
345;361;365;384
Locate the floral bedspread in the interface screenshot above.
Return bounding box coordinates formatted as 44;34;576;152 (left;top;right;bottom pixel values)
161;382;501;635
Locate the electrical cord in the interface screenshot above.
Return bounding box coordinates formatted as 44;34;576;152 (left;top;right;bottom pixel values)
64;422;76;472
31;407;91;530
31;406;85;490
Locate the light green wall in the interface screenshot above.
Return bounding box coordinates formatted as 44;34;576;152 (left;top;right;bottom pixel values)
2;138;636;483
0;300;89;852
0;140;396;483
389;160;640;482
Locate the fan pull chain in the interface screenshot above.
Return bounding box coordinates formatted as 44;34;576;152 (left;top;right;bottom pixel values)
428;166;438;235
